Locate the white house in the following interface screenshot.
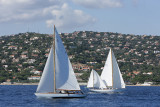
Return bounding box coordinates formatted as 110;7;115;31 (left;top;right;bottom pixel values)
28;76;40;80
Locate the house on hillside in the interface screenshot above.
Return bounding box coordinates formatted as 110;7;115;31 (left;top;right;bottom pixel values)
28;76;40;80
8;46;17;50
30;70;42;75
72;63;90;71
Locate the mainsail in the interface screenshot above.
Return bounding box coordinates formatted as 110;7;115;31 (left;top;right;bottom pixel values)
87;69;106;89
101;48;125;89
36;27;80;93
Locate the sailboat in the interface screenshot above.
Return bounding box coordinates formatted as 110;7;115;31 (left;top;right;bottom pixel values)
100;48;125;92
87;69;106;92
35;26;86;98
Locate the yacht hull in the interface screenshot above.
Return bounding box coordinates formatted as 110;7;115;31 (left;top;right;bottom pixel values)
35;93;86;98
90;88;125;93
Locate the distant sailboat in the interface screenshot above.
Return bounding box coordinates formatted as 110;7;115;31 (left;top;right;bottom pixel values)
35;26;86;98
100;48;125;92
87;69;106;91
87;49;125;93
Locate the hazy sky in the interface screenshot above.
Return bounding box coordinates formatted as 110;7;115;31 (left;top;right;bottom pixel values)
0;0;160;36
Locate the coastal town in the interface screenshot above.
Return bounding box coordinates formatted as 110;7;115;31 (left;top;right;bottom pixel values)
0;31;160;85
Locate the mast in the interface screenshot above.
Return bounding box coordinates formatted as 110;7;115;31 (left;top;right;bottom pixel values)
111;48;113;88
53;25;56;93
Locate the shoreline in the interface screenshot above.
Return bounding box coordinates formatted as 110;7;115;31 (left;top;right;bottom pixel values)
0;82;160;86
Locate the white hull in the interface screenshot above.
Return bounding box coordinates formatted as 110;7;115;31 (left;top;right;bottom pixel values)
35;93;86;98
90;88;125;93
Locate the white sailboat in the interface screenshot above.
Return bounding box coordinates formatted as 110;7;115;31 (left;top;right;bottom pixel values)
35;26;86;98
100;48;125;92
87;69;106;92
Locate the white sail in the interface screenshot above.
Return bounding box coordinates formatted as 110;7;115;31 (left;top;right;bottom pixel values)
36;47;54;93
55;29;80;90
87;70;94;88
101;48;125;89
87;69;106;89
112;52;125;88
101;49;112;87
36;27;80;93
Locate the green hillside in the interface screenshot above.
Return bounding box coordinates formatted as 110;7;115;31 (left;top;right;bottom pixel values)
0;31;160;84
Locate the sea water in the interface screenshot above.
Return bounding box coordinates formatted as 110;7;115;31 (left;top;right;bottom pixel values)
0;85;160;107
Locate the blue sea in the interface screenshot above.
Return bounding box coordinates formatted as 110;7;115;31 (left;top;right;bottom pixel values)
0;85;160;107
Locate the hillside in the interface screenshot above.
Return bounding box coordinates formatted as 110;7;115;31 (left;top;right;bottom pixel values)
0;31;160;84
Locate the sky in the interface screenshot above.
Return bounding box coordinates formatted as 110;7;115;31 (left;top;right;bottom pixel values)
0;0;160;36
